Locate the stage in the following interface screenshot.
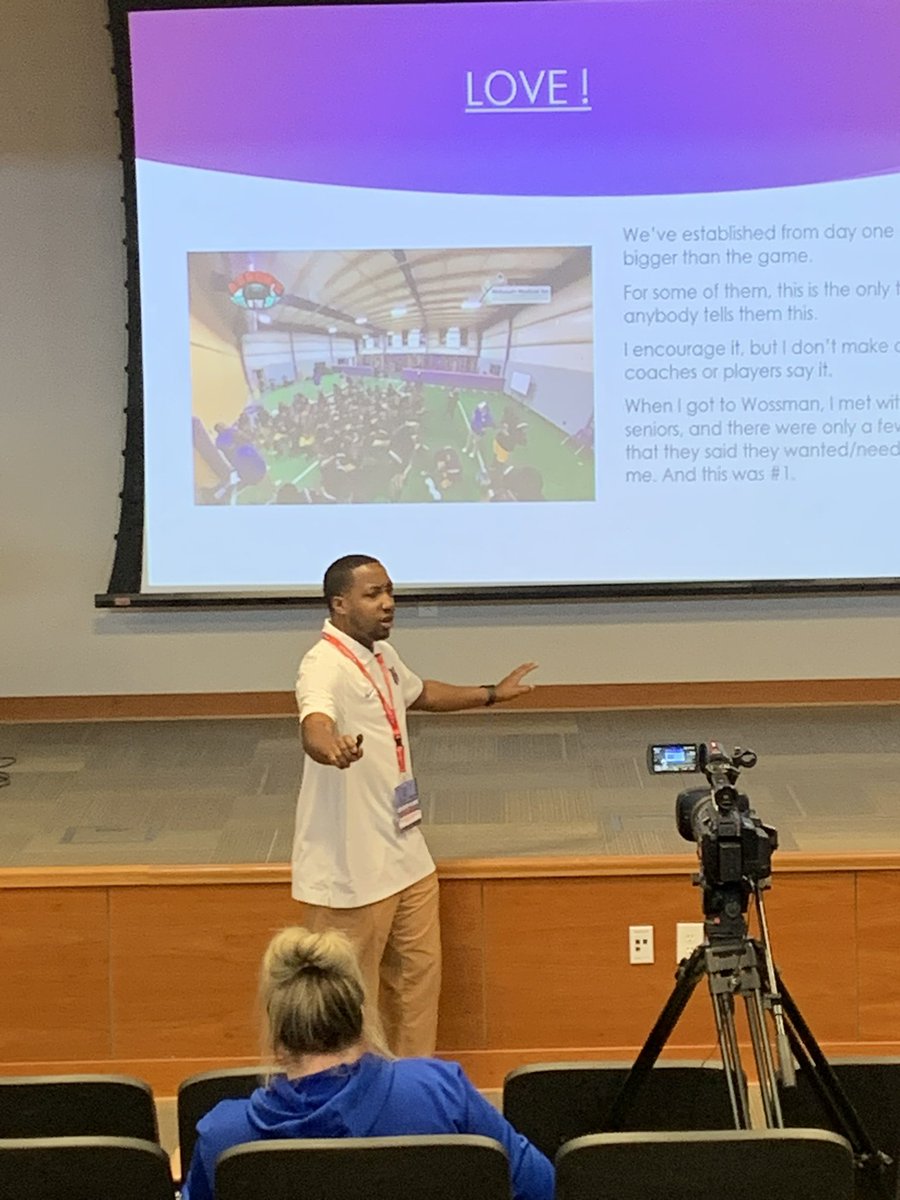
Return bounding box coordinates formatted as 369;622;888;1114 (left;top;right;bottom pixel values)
2;703;900;1092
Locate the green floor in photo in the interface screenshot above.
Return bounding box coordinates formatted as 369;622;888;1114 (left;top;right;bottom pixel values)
235;377;595;505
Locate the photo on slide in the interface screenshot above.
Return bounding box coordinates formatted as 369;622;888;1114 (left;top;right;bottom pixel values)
189;247;595;506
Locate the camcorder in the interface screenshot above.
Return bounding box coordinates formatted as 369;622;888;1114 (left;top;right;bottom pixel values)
634;743;894;1179
648;740;778;934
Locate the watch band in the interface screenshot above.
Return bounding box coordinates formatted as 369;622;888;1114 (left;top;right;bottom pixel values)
482;684;497;707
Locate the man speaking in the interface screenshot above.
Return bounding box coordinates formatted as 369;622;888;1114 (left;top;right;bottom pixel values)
293;554;536;1056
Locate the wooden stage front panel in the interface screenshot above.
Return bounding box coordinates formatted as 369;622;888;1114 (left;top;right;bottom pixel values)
0;856;897;1094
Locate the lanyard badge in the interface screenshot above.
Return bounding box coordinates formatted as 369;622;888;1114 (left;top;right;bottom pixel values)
322;633;422;829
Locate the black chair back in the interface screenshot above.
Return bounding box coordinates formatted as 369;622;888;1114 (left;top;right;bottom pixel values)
0;1073;158;1141
0;1135;174;1200
779;1057;900;1200
503;1060;733;1158
178;1066;266;1174
556;1128;855;1200
216;1134;510;1200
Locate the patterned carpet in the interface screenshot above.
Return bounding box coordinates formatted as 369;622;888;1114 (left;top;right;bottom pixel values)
1;704;898;867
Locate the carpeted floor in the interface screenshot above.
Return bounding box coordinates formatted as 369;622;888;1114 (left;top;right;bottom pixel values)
1;704;898;867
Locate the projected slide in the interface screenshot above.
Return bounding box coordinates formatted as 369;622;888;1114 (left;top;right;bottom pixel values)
118;0;900;595
188;248;594;507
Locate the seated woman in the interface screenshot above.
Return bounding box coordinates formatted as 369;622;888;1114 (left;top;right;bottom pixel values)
181;927;554;1200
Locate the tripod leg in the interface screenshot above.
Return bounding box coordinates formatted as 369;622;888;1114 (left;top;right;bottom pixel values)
777;973;893;1200
751;893;796;1088
744;987;784;1128
712;990;753;1129
779;975;877;1153
603;945;706;1131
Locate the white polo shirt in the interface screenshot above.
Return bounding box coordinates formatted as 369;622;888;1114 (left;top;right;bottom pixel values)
291;619;435;907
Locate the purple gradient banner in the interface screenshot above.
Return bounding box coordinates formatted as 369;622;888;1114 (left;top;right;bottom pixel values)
129;0;900;195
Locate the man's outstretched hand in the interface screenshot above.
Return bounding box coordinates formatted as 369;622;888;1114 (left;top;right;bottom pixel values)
494;662;539;703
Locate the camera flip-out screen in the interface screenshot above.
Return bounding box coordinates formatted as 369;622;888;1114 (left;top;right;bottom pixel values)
648;743;700;774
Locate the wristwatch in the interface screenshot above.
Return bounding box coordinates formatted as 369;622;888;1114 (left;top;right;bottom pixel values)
482;684;497;707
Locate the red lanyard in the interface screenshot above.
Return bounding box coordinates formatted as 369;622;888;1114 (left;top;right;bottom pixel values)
322;632;407;773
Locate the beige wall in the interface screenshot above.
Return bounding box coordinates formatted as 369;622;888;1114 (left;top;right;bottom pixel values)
3;0;900;698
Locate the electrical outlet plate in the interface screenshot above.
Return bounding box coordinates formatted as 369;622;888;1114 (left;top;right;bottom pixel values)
629;924;654;964
676;922;705;962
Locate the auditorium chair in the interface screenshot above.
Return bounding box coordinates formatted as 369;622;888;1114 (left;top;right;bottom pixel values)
502;1060;735;1158
778;1056;900;1200
555;1128;855;1200
216;1134;511;1200
0;1073;158;1142
177;1066;266;1176
0;1135;174;1200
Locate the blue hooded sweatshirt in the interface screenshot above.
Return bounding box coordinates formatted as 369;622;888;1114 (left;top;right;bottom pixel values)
181;1054;553;1200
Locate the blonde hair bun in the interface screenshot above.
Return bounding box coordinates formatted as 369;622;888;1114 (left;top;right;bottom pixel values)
260;926;367;1058
265;927;361;985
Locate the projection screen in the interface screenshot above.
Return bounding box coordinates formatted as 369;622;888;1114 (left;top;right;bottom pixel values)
99;0;900;606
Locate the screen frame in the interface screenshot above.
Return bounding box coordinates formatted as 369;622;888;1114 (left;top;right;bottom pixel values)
99;0;900;610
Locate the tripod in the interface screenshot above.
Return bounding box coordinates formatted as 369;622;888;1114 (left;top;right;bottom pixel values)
605;882;893;1200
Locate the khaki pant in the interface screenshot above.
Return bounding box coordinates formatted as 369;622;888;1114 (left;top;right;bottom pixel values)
300;871;441;1057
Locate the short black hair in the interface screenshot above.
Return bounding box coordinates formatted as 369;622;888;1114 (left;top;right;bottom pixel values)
323;555;380;612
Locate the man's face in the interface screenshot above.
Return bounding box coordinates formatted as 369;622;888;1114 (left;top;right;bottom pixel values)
332;561;395;645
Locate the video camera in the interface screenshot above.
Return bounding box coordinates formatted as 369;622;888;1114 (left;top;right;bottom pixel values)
629;743;892;1176
648;741;778;929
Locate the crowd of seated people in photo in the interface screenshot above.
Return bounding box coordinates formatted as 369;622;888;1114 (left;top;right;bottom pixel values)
203;373;547;504
208;377;430;503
